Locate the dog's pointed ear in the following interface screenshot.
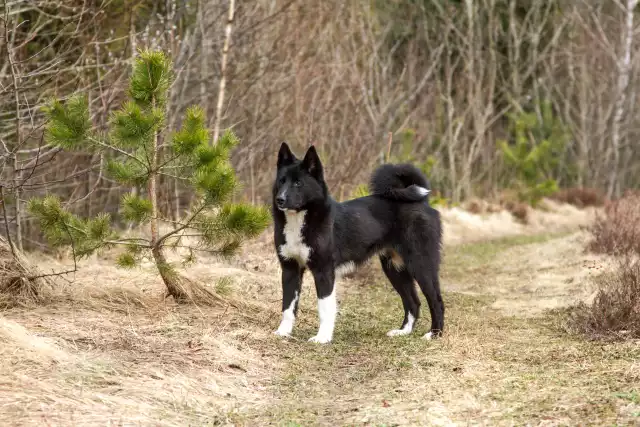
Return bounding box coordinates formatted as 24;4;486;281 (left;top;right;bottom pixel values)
301;145;323;178
277;142;296;168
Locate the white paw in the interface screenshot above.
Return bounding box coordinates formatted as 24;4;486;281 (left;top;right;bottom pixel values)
308;333;332;344
387;314;415;337
422;332;433;340
387;329;410;337
273;329;291;338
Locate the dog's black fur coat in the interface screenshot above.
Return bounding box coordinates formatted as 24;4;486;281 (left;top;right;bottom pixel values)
272;142;443;342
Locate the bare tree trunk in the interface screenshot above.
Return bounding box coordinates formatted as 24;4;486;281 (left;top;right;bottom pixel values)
129;3;137;57
198;0;208;110
148;97;187;301
151;245;187;300
11;159;22;252
212;0;236;144
127;12;139;234
4;2;23;251
608;0;638;198
149;102;160;249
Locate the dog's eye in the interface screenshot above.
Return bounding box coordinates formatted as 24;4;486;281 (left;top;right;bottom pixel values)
293;180;302;187
279;177;286;184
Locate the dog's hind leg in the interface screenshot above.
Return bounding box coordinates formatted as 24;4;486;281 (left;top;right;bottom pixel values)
380;253;421;337
402;247;444;339
420;272;444;340
405;256;444;339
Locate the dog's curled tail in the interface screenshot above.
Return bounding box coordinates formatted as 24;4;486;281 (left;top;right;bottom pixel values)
369;163;431;202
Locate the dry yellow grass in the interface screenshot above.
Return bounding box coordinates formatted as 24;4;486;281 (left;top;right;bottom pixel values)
1;200;638;426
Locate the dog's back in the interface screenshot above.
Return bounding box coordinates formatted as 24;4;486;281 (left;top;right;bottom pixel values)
331;163;440;267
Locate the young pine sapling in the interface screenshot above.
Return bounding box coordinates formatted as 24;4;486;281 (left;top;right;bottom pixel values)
28;49;270;302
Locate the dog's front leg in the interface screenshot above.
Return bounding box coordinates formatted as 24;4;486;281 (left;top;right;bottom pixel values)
308;267;336;344
274;260;304;337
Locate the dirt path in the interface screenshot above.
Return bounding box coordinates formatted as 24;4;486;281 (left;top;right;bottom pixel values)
1;218;639;425
240;231;637;426
444;231;607;316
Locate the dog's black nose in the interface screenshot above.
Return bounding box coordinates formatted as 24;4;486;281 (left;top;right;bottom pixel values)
276;196;286;207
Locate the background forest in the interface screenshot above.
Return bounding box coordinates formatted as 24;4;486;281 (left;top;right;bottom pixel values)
2;0;640;249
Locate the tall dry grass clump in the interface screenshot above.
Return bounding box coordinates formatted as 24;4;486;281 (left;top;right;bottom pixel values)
587;191;640;255
0;236;52;308
565;258;640;340
566;191;640;339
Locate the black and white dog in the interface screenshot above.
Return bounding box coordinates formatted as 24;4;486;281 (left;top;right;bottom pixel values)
272;143;443;343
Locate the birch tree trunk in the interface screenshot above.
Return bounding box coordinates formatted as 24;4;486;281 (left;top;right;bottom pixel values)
4;2;23;251
608;0;638;197
212;0;236;144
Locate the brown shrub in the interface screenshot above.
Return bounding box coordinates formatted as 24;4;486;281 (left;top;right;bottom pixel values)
565;258;640;340
462;199;503;215
552;187;606;208
486;203;503;214
587;190;640;256
464;199;483;215
494;190;528;223
503;201;529;224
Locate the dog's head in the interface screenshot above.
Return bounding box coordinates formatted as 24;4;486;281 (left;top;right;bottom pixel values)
273;142;326;212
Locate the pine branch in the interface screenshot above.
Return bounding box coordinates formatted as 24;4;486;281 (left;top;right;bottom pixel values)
129;49;173;108
157;171;192;181
109;102;164;150
87;135;149;169
154;203;207;248
121;192;153;223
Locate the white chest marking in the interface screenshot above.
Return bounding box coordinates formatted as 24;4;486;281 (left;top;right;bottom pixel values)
279;210;311;265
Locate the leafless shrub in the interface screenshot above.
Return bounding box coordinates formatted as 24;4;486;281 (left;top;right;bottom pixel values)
462;199;504;215
565;258;640;340
572;187;640;341
464;200;484;215
552;188;606;208
588;191;640;256
504;201;529;225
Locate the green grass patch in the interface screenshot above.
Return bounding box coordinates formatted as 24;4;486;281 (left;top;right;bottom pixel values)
615;391;640;404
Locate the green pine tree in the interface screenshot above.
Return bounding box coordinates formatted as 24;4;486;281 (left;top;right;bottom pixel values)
497;100;570;206
28;49;270;302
